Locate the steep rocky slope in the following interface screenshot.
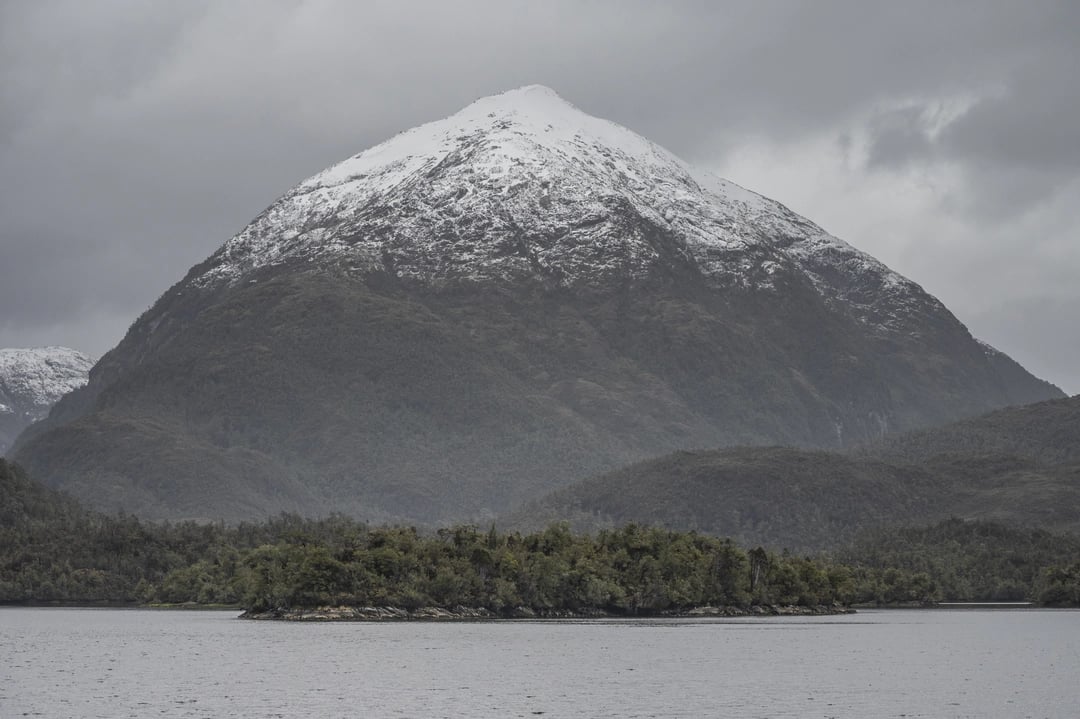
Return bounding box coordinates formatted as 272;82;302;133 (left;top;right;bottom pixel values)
13;86;1061;522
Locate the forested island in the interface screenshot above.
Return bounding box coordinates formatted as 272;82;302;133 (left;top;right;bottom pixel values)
3;458;1078;615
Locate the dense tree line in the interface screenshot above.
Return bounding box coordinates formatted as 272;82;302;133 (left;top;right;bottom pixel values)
230;522;859;613
3;459;1078;610
0;456;861;611
838;517;1080;606
1;458;332;603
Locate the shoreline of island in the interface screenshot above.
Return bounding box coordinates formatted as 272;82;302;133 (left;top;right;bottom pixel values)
239;603;856;621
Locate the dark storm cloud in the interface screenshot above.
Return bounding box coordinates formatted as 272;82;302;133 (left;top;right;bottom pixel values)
1;0;1078;391
943;82;1080;174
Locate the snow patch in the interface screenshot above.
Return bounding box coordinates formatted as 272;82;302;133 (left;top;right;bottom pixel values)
975;339;1001;357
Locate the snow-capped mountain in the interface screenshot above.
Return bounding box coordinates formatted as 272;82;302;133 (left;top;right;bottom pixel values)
0;347;93;455
14;87;1062;523
197;85;931;332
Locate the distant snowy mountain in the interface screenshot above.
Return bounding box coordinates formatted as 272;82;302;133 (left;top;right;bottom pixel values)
0;347;92;455
15;86;1062;522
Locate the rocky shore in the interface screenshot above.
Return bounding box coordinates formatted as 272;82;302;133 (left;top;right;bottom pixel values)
240;604;854;621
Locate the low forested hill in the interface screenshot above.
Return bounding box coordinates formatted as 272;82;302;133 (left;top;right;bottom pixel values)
858;394;1080;465
506;397;1080;550
1;458;245;604
504;447;941;549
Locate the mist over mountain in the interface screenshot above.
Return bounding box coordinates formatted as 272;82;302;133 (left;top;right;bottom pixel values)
13;86;1062;523
0;347;92;456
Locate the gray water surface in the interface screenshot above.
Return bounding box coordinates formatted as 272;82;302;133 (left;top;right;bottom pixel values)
2;608;1077;718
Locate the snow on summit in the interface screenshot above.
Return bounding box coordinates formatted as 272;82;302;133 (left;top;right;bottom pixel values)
193;85;940;330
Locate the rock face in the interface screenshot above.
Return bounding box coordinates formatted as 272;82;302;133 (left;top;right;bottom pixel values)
0;347;92;455
13;86;1062;522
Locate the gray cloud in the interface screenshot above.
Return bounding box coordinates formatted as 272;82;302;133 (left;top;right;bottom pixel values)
855;4;1080;218
1;0;1078;392
863;106;935;169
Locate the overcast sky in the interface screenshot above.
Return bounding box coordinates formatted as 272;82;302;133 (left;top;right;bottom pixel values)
2;0;1077;394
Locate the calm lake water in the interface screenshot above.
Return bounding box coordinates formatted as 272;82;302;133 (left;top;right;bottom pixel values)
1;608;1077;718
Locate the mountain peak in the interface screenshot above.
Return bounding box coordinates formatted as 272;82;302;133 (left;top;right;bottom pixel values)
0;346;92;376
16;92;1065;522
297;82;666;196
499;83;563;97
0;346;93;454
194;84;791;290
474;83;572;107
